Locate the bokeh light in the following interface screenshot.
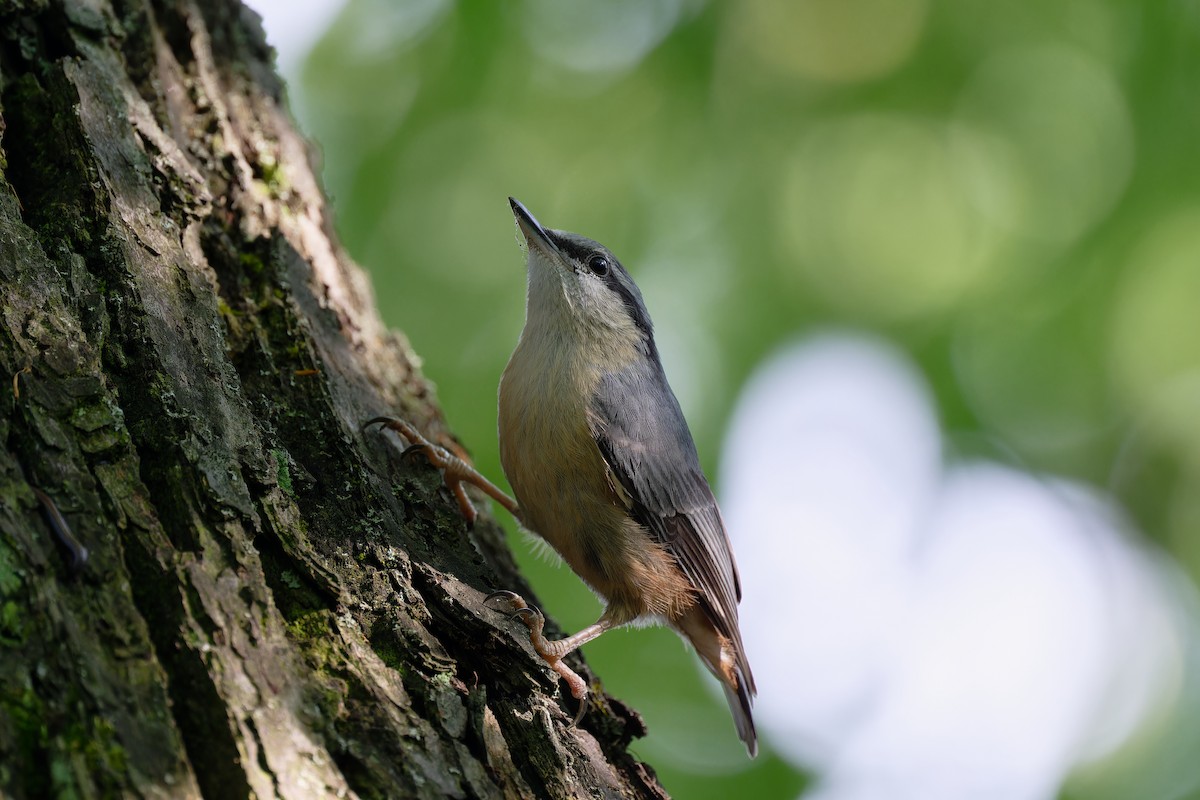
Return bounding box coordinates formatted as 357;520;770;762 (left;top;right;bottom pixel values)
724;336;1200;800
954;44;1134;246
729;0;930;84
519;0;696;76
1110;207;1200;463
778;115;1001;319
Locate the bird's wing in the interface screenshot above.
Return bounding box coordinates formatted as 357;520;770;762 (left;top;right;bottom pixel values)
588;359;742;640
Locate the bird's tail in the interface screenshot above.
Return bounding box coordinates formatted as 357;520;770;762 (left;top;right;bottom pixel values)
721;659;757;757
678;608;758;757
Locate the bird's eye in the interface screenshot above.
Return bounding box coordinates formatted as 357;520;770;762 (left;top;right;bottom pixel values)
587;254;610;276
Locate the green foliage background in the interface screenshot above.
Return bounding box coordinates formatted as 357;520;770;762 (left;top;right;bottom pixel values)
294;1;1200;797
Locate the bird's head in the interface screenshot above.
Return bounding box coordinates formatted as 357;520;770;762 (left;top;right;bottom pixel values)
509;197;654;352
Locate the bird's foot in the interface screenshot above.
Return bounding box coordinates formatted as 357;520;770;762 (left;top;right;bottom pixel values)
365;416;520;527
485;590;589;724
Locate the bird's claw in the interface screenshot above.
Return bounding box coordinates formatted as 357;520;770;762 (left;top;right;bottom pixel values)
483;588;590;725
484;589;527;613
366;415;521;527
484;591;543;626
367;415;481;526
571;694;588;727
367;416;452;468
508;606;542;624
400;442;435;460
480;587;537;618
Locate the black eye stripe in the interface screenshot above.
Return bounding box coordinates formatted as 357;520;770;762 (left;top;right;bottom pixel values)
548;232;593;263
544;229;654;341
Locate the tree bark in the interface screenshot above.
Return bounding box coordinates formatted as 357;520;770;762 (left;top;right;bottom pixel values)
0;1;666;797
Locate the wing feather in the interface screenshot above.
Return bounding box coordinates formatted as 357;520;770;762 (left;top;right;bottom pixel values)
589;361;743;641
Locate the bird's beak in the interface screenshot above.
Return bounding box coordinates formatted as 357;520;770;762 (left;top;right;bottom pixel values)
509;197;558;257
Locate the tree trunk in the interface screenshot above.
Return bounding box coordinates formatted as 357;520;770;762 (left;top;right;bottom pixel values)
0;1;666;797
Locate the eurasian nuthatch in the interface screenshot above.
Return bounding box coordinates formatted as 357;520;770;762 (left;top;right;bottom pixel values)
371;198;757;755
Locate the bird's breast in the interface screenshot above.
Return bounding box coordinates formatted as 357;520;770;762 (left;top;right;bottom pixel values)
498;336;613;550
497;330;695;621
498;332;624;573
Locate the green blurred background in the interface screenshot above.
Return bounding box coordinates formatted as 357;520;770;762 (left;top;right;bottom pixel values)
259;0;1200;796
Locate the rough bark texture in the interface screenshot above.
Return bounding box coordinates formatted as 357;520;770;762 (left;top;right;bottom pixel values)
0;1;667;797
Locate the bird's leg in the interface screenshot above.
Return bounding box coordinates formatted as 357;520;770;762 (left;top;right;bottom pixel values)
365;416;520;526
485;590;613;723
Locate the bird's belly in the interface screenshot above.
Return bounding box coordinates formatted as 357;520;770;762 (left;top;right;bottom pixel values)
500;391;620;579
499;364;694;621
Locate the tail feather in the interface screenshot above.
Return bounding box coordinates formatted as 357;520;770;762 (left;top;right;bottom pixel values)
677;607;758;757
722;662;757;757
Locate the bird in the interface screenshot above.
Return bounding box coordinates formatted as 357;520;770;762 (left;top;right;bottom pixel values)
368;197;756;755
